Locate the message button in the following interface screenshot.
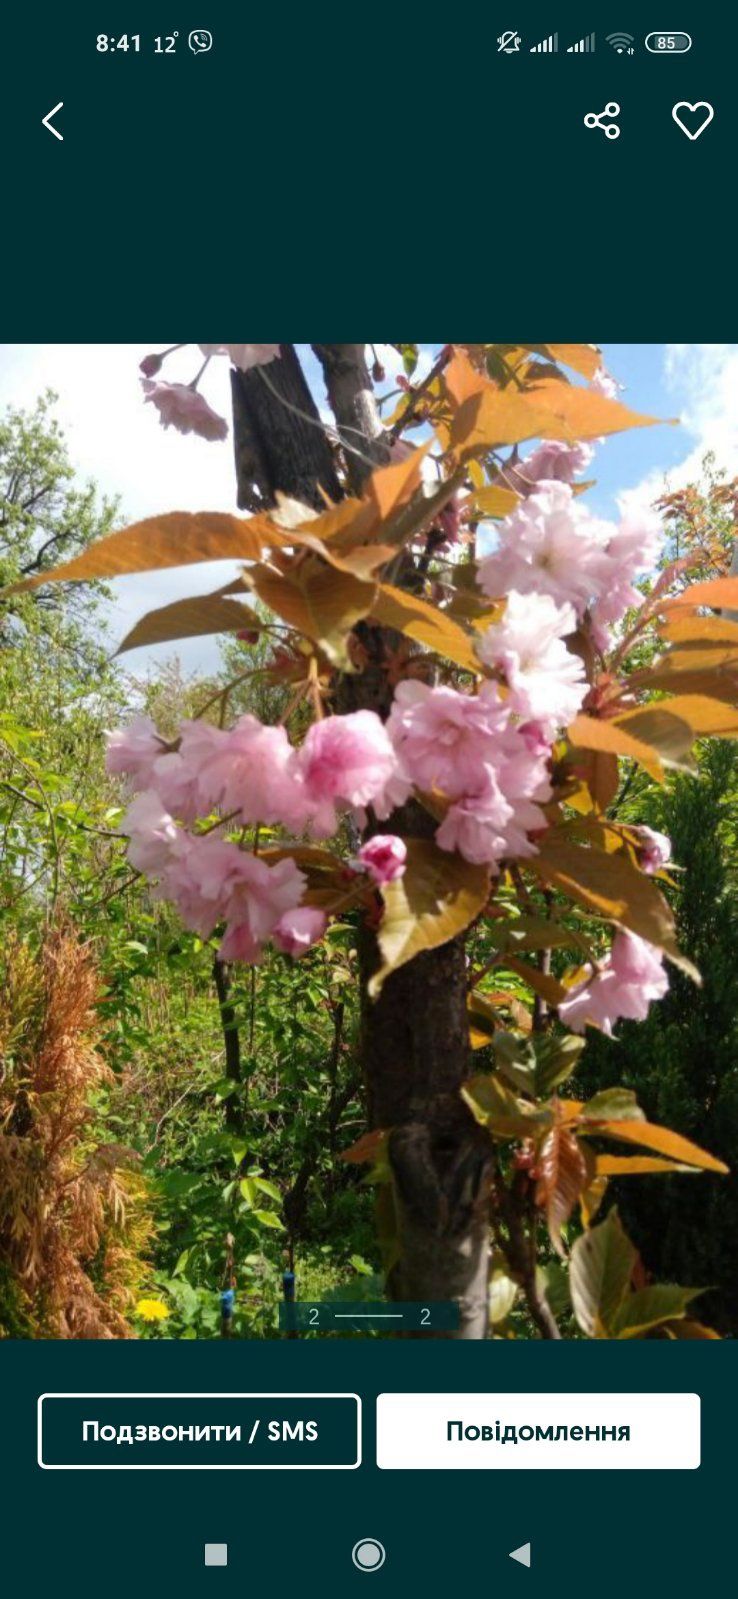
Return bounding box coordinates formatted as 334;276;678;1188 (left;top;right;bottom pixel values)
376;1393;700;1469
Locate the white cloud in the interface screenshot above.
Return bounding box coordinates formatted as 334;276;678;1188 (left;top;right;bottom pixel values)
618;343;738;519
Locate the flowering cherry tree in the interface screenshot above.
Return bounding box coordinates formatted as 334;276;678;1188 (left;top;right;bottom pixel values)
10;342;734;1340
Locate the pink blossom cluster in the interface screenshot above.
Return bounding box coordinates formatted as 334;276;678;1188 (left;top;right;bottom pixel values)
477;480;664;651
383;681;552;867
505;439;594;495
476;590;587;735
121;790;319;965
142;380;228;442
139;344;281;443
108;677;556;936
108;710;401;841
557;930;669;1036
107;710;412;962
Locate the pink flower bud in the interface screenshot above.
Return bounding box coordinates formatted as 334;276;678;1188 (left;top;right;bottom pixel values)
139;352;164;378
357;834;407;885
632;825;672;875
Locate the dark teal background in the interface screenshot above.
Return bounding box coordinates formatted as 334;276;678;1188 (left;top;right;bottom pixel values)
2;4;736;330
2;1338;734;1594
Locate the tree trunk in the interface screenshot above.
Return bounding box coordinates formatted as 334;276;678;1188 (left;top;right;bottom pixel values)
231;342;490;1338
231;343;342;512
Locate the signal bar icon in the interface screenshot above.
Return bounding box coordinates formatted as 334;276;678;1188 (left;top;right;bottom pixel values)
530;32;558;52
567;32;596;52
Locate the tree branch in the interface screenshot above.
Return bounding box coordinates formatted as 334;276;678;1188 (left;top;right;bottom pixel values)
491;1155;561;1339
312;344;389;492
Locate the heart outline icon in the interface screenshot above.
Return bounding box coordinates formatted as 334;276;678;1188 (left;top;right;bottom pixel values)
672;100;714;140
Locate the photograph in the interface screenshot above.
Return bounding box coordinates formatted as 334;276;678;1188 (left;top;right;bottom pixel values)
0;341;735;1342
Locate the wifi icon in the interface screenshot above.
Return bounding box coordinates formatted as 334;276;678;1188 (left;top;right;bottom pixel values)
607;31;635;53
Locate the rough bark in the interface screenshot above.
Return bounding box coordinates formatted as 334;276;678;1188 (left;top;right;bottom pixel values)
231;342;491;1337
311;344;388;491
231;343;342;512
361;916;491;1333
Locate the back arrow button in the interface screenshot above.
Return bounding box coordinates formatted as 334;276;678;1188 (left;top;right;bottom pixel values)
42;102;64;141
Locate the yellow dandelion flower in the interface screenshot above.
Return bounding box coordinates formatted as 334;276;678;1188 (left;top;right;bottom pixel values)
135;1298;170;1322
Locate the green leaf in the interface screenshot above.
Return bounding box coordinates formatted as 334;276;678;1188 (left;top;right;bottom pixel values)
489;1263;519;1325
580;1087;645;1122
537;1259;572;1319
349;1254;374;1276
569;1207;637;1337
533;1033;586;1097
462;1073;551;1140
213;1079;238;1101
611;1284;703;1339
485;914;584;957
369;839;490;997
253;1209;284;1229
490;1030;537;1097
252;1176;281;1203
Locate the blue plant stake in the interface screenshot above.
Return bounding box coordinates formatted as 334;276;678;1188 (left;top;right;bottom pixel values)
283;1267;298;1337
220;1232;236;1337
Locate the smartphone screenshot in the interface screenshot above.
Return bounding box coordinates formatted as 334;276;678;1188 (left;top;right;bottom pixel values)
1;11;735;1595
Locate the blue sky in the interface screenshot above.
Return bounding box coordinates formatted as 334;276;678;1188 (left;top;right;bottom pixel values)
0;342;736;677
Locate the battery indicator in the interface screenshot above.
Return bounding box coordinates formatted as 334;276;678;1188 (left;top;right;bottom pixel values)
645;32;692;52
